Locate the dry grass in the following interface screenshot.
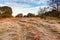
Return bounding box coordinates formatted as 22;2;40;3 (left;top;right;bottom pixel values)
0;18;60;40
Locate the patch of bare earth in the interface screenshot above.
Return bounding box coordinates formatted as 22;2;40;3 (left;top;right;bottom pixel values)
0;18;60;40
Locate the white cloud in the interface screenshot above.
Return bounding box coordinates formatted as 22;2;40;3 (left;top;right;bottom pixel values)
0;0;49;16
0;2;40;16
11;3;40;16
12;6;39;16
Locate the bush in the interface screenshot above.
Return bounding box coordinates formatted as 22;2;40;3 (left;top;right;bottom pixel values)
39;9;60;19
15;13;23;17
24;15;27;17
0;13;2;18
26;13;35;17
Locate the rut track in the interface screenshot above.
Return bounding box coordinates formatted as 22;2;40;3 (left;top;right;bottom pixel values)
0;18;60;40
14;19;60;40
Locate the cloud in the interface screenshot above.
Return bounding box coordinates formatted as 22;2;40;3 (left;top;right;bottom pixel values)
0;0;48;16
12;6;39;16
0;0;49;6
0;2;40;16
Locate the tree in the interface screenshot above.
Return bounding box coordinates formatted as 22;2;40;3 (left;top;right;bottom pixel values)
38;7;45;15
38;7;49;17
0;6;13;18
2;6;13;18
49;0;60;11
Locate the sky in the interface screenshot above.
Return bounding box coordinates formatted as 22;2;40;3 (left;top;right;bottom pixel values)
0;0;49;16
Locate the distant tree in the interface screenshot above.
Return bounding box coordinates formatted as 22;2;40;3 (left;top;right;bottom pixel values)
49;0;60;18
38;7;45;15
26;13;35;17
49;0;60;11
2;6;13;18
38;7;49;17
0;6;13;18
15;13;23;17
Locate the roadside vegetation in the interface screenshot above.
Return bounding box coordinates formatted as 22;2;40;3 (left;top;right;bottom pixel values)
0;0;60;20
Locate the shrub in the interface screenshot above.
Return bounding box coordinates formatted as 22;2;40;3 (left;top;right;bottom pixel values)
26;13;35;17
0;13;2;18
15;13;23;17
24;15;27;17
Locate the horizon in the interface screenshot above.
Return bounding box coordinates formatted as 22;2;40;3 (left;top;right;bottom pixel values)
0;0;49;16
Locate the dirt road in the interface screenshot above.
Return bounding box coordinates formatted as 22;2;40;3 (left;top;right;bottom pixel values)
0;18;60;40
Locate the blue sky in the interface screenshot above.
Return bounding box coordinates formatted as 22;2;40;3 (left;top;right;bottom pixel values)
0;0;49;16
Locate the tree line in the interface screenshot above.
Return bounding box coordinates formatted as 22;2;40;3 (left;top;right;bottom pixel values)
0;0;60;18
0;6;60;18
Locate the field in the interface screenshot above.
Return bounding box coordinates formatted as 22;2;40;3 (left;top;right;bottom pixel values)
0;18;60;40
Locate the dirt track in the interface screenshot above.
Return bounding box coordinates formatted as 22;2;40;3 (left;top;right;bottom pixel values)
0;18;60;40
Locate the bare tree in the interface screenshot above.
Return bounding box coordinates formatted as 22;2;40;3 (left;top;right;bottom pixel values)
49;0;60;11
38;7;49;15
38;7;45;15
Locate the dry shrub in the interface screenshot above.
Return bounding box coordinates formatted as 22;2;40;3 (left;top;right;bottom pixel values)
15;13;23;18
